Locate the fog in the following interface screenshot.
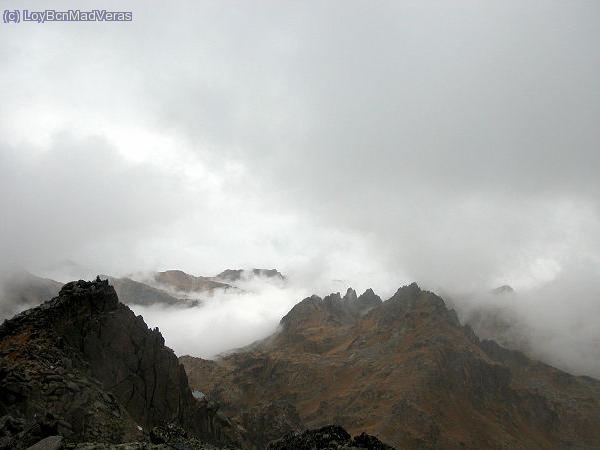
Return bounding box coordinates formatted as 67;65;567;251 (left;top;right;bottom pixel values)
448;264;600;377
1;2;599;375
129;277;310;358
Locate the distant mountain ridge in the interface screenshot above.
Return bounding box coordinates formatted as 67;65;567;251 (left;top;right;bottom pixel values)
153;270;231;293
0;267;288;314
216;268;285;283
0;271;62;320
100;275;197;307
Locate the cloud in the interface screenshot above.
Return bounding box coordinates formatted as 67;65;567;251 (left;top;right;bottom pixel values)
452;261;600;377
0;134;190;271
0;1;599;375
129;278;310;358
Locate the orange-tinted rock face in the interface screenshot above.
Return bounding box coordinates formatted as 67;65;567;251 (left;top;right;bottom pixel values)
182;283;600;449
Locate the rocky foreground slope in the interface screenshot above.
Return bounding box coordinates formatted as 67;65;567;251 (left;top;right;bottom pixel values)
0;279;240;449
181;284;600;449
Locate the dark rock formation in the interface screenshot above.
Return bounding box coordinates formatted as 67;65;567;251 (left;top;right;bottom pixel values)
342;288;357;303
267;425;394;449
344;288;382;315
0;279;239;449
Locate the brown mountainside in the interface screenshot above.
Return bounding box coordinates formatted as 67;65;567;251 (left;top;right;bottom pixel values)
101;275;194;307
154;270;230;293
181;283;600;449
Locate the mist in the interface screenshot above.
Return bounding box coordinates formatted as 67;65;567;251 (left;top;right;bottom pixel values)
129;278;310;358
1;2;599;376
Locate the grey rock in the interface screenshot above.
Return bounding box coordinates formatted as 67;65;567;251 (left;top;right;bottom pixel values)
26;436;63;450
0;278;241;449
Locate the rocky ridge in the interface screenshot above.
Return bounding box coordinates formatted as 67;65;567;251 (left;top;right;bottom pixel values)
0;278;240;449
0;267;289;313
153;270;230;294
101;275;197;307
215;269;285;283
182;283;600;449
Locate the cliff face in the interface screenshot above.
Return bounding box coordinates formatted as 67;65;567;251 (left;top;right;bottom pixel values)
182;283;600;449
0;279;239;449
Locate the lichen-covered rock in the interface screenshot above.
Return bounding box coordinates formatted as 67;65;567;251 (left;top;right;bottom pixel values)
26;436;63;450
238;400;303;448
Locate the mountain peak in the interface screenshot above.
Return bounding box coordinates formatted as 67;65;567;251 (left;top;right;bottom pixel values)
0;278;240;448
492;284;515;295
342;287;358;302
371;283;459;328
394;281;421;295
2;278;119;335
182;284;600;449
322;292;343;304
354;288;382;314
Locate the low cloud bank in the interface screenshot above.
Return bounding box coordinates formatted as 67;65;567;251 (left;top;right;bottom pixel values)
129;278;310;358
128;268;600;381
445;264;600;378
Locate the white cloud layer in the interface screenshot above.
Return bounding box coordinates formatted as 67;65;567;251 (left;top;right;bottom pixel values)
0;1;599;374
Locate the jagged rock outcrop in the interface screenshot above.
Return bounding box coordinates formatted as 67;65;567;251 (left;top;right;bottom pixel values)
216;269;285;283
182;283;600;449
343;288;381;315
280;287;380;333
0;279;240;449
267;425;394;449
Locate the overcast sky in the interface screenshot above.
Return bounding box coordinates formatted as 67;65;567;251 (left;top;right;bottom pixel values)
1;1;599;298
